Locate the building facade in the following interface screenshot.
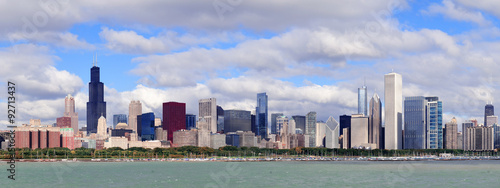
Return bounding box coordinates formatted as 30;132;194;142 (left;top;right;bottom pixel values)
186;114;197;130
113;114;127;129
306;112;317;147
384;72;403;150
128;100;142;139
358;85;367;116
140;112;155;141
199;98;218;133
271;113;284;135
292;115;306;134
426;97;443;149
86;65;106;135
404;96;426;149
64;94;79;135
325;116;340;149
163;102;186;142
444;118;458;149
256;93;268;138
224;110;252;133
369;93;382;149
485;104;494;126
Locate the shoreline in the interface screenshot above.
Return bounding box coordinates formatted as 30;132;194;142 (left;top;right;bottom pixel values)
2;156;500;163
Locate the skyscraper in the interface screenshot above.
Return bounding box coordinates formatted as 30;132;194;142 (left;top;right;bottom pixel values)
97;115;107;138
339;115;351;137
113;114;127;129
426;96;443;149
325;116;340;149
64;94;79;135
256;93;268;138
87;65;106;135
292;115;306;134
306;111;317;147
140;112;155;141
358;85;367;116
403;96;426;149
271;113;284;135
186;114;197;130
384;72;402;150
128;100;142;139
444;117;458;149
224;110;252;133
217;106;224;133
199;98;217;133
369;93;382;149
163;102;186;142
485;103;494;126
462;120;474;150
486;115;498;127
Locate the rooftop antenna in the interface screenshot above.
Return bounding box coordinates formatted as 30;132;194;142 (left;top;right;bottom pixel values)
95;52;98;67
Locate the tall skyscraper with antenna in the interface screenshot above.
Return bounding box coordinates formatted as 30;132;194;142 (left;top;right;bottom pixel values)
485;103;494;126
86;56;106;135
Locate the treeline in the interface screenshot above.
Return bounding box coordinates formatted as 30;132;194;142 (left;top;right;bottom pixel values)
1;147;499;159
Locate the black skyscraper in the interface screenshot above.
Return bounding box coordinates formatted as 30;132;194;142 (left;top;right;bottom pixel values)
485;104;494;126
87;65;106;135
339;115;351;136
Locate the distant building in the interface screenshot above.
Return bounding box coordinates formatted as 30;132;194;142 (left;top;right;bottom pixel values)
358;85;367;116
369;93;382;149
224;110;251;133
154;127;168;142
186;114;197;130
163;102;186;142
197;118;211;147
342;128;350;149
210;133;226;149
236;131;256;148
462;120;475;150
256;93;268;138
271;113;284;135
426;97;443;149
56;117;71;128
385;72;402;150
465;126;494;151
97;116;107;139
403;96;426;149
64;94;79;135
306;112;317;147
339;115;351;137
494;124;500;149
113;114;127;129
173;129;197;147
217;106;224;133
87;65;106;135
486;115;498;127
292;116;306;135
199;98;217;133
61;128;75;150
316;121;326;147
325;116;340;149
226;133;240;147
351;114;368;148
128;100;142;139
485;103;494;126
140;112;155;141
444;118;458;149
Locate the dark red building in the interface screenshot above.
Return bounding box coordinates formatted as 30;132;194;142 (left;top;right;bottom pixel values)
30;130;39;149
57;117;71;128
163;102;186;142
48;130;61;148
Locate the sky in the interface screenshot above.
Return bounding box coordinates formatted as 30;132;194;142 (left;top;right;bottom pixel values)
1;0;500;131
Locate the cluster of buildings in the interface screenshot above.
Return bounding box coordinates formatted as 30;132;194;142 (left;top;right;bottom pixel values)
2;64;500;152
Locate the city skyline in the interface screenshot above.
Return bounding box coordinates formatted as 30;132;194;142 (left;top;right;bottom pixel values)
2;1;500;131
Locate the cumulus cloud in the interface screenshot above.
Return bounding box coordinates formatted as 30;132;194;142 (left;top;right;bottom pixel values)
7;31;94;50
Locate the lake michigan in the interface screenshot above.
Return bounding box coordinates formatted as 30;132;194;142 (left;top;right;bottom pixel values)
1;160;499;187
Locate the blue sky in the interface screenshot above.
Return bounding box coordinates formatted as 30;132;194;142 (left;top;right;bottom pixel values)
1;0;500;130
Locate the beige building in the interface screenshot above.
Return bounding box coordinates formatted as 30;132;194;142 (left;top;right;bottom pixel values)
236;131;256;148
444;118;458;149
465;126;494;151
64;94;79;135
351;114;369;148
173;129;198;147
210;133;226;149
385;72;403;150
97;116;107;139
128;100;142;140
197;119;211;147
199;98;217;133
104;137;128;149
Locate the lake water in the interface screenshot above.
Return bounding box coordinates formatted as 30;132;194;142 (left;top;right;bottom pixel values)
1;160;499;187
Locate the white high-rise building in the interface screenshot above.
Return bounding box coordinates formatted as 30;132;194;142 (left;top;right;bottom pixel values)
199;98;217;133
316;121;326;147
128;100;142;140
325;116;340;149
97;115;107;139
384;72;402;150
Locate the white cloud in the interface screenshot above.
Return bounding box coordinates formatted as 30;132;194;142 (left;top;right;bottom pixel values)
422;0;490;26
7;31;94;50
